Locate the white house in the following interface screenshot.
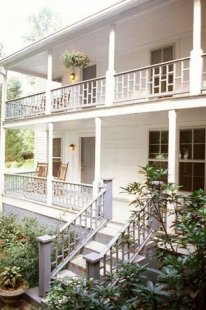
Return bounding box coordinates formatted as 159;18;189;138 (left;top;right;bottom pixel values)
0;0;206;223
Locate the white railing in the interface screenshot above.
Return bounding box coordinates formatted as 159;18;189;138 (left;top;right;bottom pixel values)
5;92;46;119
115;57;190;102
202;53;206;90
52;180;93;209
4;173;93;208
50;187;107;277
51;77;106;112
4;173;47;202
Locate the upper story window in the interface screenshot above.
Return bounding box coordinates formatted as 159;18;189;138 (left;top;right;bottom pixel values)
148;130;168;171
179;128;205;191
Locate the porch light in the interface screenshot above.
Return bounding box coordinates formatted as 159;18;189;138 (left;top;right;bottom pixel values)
69;72;76;81
69;144;75;151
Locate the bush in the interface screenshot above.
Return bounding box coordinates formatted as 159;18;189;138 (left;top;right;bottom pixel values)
44;166;206;310
0;214;52;287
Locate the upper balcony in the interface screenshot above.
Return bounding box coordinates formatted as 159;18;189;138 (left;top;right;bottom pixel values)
1;0;206;122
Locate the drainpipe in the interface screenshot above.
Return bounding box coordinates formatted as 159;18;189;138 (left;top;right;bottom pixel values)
190;0;203;95
0;68;7;212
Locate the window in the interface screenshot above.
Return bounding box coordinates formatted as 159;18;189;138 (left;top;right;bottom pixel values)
148;130;168;171
179;128;205;191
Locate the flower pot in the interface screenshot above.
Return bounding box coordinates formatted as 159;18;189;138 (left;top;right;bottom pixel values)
0;281;29;308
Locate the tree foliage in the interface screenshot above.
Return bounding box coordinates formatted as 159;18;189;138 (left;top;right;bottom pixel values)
23;7;62;43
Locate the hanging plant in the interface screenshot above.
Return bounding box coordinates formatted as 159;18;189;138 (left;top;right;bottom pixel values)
19;151;34;160
61;50;90;69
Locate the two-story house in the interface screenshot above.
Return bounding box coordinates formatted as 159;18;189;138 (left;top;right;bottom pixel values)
0;0;205;224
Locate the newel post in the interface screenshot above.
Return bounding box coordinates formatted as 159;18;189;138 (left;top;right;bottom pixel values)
103;179;113;220
37;235;54;297
84;252;102;280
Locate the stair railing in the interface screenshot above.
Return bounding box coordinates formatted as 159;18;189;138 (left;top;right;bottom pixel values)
37;179;112;297
84;195;162;280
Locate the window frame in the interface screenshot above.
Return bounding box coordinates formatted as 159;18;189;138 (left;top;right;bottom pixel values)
179;127;206;192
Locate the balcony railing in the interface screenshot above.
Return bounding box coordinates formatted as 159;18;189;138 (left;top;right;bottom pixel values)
6;56;206;121
115;57;190;102
4;173;93;209
5;173;47;202
52;180;93;209
51;77;106;112
5;92;46;119
202;53;206;90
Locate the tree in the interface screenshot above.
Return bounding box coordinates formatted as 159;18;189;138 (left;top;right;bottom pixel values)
7;77;22;100
23;7;62;43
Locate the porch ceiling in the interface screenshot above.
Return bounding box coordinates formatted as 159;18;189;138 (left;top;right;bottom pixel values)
0;0;193;80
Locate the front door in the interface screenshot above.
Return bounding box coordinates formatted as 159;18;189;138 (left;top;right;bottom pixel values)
53;138;61;177
83;65;96;105
81;137;95;184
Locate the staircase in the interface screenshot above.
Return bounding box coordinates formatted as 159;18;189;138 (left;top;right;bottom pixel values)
38;182;156;297
58;219;147;280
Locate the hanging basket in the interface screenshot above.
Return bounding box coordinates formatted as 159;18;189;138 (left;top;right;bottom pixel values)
61;50;90;69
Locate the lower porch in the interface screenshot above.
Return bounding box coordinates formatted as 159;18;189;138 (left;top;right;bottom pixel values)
3;106;206;222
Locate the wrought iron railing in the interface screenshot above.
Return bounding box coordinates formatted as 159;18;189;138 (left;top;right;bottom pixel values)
89;197;158;278
115;57;190;102
4;173;47;202
51;77;106;112
52;180;93;209
5;92;46;119
50;187;107;277
202;53;206;90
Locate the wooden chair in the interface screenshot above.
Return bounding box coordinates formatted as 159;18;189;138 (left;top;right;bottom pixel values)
56;162;68;181
53;163;69;196
24;162;48;194
36;162;48;177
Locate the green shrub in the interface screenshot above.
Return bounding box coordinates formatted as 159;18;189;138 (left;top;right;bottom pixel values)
45;166;206;310
0;214;52;287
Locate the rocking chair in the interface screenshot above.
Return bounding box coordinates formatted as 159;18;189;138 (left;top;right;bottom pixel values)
53;162;69;195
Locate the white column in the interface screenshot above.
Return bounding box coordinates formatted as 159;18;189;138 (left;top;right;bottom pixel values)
0;69;7;211
105;25;115;106
46;50;53;114
93;117;102;196
168;110;178;184
47;123;53;205
190;0;203;95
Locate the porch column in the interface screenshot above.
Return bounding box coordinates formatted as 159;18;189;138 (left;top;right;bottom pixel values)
93;117;102;196
46;50;53;114
190;0;203;95
105;24;115;106
0;69;7;211
168;110;178;184
47;123;53;205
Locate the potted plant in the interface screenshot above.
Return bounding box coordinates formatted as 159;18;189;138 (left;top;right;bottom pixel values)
0;266;29;307
61;50;90;81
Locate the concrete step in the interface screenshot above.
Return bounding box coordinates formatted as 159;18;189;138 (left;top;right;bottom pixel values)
82;240;106;255
95;226;123;244
58;269;78;279
69;254;86;277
